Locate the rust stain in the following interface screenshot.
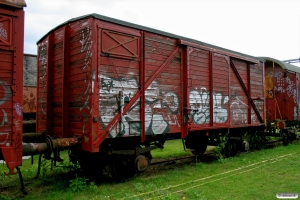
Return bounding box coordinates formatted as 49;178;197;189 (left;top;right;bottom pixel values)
265;73;274;98
57;138;78;147
23;87;36;113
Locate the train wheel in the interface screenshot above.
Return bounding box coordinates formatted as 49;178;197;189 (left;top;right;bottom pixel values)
281;130;290;146
78;152;104;181
288;131;297;141
135;153;152;172
223;140;239;157
186;135;208;155
110;156;136;180
191;145;207;155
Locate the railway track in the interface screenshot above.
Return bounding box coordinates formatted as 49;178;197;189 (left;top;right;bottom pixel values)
0;139;287;192
124;140;299;200
149;139;284;168
128;152;298;200
150;155;196;166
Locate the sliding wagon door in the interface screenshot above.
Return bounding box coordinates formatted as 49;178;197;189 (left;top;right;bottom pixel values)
98;22;142;140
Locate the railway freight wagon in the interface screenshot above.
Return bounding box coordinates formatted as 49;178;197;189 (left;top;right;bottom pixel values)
23;54;37;133
0;0;26;176
35;13;265;178
262;57;300;143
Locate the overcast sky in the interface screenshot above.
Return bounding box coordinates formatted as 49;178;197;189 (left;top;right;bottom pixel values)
23;0;300;65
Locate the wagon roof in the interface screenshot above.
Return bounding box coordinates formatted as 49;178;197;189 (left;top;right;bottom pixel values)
37;13;262;62
0;0;26;8
258;57;300;73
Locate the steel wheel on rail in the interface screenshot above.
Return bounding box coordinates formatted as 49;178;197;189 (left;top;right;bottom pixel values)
223;140;239;158
109;155;136;180
185;134;208;155
77;151;105;181
135;152;152;172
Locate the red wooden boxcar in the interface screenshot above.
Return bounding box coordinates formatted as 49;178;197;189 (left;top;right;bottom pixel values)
23;54;37;114
23;54;37;133
36;13;265;174
262;57;300;141
0;0;26;175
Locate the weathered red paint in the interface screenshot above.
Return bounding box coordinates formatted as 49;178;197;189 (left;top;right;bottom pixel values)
230;59;264;123
0;2;25;175
265;60;298;121
139;31;145;143
36;14;265;153
23;87;36;113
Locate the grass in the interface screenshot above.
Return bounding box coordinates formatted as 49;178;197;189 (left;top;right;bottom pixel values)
0;140;299;200
151;139;192;159
151;139;215;159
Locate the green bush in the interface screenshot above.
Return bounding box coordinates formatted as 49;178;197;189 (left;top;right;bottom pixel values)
69;174;88;192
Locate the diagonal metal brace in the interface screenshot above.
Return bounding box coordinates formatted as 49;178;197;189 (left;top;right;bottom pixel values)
93;45;182;148
230;59;264;123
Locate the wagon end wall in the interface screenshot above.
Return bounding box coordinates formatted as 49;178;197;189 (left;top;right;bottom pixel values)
0;2;25;174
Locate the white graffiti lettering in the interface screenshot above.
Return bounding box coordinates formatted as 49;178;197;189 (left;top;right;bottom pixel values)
214;93;229;123
14;103;22;116
0;81;12;105
251;100;264;123
0;109;8;127
270;71;297;103
14;118;21;131
99;74;181;137
79;24;93;135
285;77;297;103
231;96;247;124
38;41;48;115
0;132;9;145
0;23;7;40
80;25;93;70
167;114;180;127
38;41;48;79
189;88;229;124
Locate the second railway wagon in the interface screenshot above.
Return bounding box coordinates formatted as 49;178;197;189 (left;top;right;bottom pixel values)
262;57;300;143
23;54;37;133
36;13;265;177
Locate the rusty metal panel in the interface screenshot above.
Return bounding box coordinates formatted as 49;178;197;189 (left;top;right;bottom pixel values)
23;54;37;87
23;87;36;113
0;0;26;8
265;61;297;121
0;5;24;174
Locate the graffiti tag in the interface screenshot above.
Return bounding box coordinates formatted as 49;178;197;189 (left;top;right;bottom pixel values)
0;23;7;40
